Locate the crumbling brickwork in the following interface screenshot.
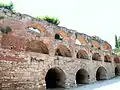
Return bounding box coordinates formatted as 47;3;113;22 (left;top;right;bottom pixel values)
0;8;119;90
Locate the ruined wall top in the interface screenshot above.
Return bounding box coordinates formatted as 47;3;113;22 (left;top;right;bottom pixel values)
0;8;112;52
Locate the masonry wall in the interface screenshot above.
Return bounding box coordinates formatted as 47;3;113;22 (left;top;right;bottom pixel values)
0;8;119;90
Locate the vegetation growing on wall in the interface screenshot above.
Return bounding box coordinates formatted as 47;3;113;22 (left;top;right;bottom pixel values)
0;26;12;34
0;2;14;11
36;16;60;25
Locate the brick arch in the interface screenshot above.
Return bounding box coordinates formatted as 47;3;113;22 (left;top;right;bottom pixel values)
45;67;66;88
91;40;100;49
56;30;68;40
92;53;102;61
76;69;89;84
75;35;87;45
26;40;49;54
102;42;111;51
55;45;72;57
114;57;120;63
104;55;111;62
28;23;46;33
96;66;107;81
76;49;89;59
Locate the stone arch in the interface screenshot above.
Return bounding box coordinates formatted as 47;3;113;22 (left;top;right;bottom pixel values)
55;33;63;40
104;55;111;62
55;45;72;57
102;42;112;51
76;69;89;84
45;67;66;89
96;66;107;81
92;53;102;61
26;40;49;54
76;50;89;59
115;66;120;75
28;23;46;33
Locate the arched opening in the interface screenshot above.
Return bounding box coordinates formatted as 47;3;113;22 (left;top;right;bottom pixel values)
28;23;46;32
115;67;120;76
75;39;81;45
104;55;111;63
55;45;72;57
96;67;107;81
114;57;120;63
45;67;66;89
92;53;102;61
28;27;41;34
76;69;89;84
77;50;89;59
55;34;63;40
26;40;49;54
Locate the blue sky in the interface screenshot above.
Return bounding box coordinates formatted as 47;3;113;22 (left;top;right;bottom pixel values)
1;0;120;48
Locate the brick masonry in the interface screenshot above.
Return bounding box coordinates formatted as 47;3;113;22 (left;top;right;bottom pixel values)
0;8;119;90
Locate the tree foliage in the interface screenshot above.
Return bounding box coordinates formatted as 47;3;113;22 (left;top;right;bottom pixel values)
0;2;14;11
115;35;119;48
36;16;60;25
114;35;120;56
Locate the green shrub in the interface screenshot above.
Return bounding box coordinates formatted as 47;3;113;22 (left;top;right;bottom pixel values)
0;2;14;11
36;16;60;25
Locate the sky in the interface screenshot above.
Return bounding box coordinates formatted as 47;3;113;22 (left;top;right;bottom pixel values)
1;0;120;48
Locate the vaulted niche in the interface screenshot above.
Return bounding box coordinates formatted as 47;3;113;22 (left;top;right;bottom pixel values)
103;42;112;51
45;67;66;89
75;35;87;45
77;50;89;60
27;23;46;34
104;55;111;63
91;40;100;49
55;45;72;57
96;67;107;81
55;34;63;40
92;53;102;61
26;40;49;54
28;27;40;34
76;69;89;84
114;57;120;63
115;67;120;76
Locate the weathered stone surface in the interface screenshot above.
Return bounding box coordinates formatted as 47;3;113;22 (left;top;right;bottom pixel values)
0;8;119;90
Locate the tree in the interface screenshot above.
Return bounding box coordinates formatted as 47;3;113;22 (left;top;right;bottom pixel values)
36;16;60;25
115;35;119;48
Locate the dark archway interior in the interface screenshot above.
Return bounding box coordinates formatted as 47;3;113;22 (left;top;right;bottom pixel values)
76;69;89;84
92;53;101;61
55;45;72;57
77;50;89;59
96;67;107;81
55;34;63;40
115;67;120;75
104;55;111;63
45;67;66;89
